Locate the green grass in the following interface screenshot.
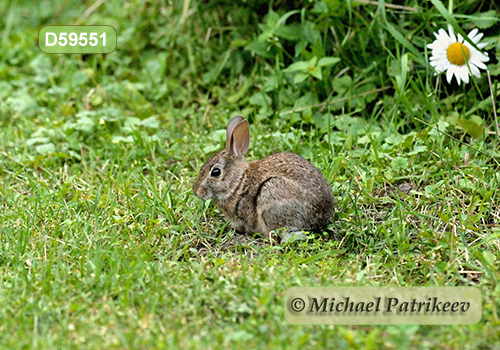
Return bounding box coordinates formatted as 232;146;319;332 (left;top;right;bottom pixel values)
0;0;499;348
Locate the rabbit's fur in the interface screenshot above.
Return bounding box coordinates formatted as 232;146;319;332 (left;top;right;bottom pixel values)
193;116;334;241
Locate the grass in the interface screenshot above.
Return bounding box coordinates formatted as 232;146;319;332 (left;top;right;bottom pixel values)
0;0;499;348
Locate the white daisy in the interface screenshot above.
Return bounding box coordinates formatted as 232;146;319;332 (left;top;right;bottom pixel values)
427;25;489;85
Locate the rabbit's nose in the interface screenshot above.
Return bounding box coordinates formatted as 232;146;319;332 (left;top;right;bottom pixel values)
194;186;208;200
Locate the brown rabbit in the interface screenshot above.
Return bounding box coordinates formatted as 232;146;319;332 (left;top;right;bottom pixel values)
193;115;335;242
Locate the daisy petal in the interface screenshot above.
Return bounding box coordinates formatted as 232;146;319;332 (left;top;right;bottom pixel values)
446;66;454;84
437;28;447;39
456;66;469;85
470;30;484;43
461;70;469;84
471;59;488;70
468;64;480;78
427;41;440;49
448;26;457;43
468;29;479;40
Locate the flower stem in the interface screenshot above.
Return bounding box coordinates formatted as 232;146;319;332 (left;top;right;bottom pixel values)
448;0;453;14
487;70;500;139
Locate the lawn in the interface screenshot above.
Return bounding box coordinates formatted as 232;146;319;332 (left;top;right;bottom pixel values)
0;0;499;349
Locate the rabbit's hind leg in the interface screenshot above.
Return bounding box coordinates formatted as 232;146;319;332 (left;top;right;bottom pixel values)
256;177;311;241
280;230;308;243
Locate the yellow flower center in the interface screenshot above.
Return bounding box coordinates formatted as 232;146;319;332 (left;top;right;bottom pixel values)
447;42;470;66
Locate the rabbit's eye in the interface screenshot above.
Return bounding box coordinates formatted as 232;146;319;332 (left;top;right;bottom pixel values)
211;168;221;177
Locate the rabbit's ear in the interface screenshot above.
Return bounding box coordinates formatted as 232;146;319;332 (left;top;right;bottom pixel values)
226;115;244;151
229;119;249;157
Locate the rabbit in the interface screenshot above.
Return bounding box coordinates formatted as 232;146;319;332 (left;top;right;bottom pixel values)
193;115;335;242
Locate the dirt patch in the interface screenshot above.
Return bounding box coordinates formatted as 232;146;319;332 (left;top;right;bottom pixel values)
221;234;268;250
386;181;417;196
